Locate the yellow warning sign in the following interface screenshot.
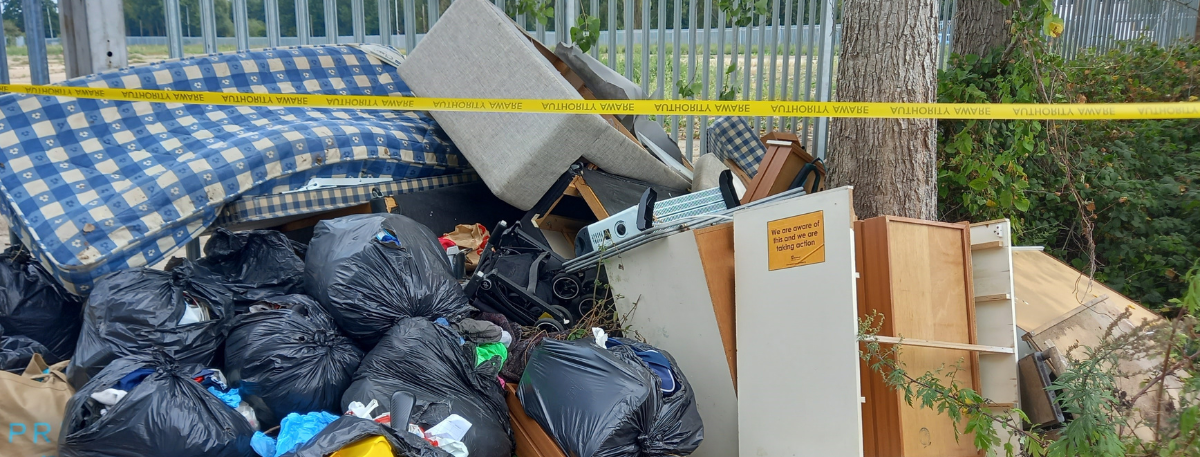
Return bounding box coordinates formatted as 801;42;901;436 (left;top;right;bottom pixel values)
767;211;825;271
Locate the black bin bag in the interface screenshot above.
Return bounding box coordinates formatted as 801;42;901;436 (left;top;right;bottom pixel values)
66;265;234;388
304;214;472;347
342;317;513;457
519;338;705;457
0;246;84;363
59;351;256;457
224;294;363;427
0;327;51;373
193;229;307;311
282;415;450;457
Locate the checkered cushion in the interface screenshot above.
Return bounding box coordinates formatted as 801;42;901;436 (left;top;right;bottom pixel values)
0;45;464;294
707;116;766;176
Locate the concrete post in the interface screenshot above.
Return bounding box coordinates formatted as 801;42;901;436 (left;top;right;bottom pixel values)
60;0;128;78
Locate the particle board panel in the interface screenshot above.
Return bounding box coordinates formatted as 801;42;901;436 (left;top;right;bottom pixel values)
1011;249;1151;331
605;229;739;457
693;223;738;387
735;187;862;457
969;221;1020;454
1023;294;1176;441
856;216;980;457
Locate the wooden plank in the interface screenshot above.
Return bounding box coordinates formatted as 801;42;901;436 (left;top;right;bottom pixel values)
693;223;737;390
971;240;1004;251
974;293;1011;303
275;203;372;232
571;176;611;219
856;218;896;457
724;158;753;185
505;384;568;457
735;187;862;457
869;336;1014;354
606;229;740;457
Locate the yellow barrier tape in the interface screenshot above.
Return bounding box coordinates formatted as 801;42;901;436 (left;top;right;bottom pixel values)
2;83;1200;120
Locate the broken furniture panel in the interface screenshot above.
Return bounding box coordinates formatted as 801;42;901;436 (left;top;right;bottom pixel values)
741;132;826;204
1017;352;1065;428
603;223;739;457
735;187;862;457
968;220;1021;452
855;216;980;457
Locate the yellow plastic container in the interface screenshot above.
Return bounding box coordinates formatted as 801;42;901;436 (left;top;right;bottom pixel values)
331;436;393;457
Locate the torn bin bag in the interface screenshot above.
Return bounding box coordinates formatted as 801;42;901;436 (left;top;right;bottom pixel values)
59;351;256;457
66;265;235;389
519;338;704;457
342;317;512;457
224;295;362;427
194;229;307;311
305;214;472;347
281;415;450;457
0;247;84;363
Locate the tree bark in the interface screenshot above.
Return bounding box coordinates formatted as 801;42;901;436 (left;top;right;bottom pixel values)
827;0;939;220
1194;6;1199;42
952;0;1013;58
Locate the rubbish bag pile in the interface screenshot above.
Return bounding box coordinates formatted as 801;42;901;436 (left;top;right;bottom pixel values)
0;212;704;457
0;208;707;457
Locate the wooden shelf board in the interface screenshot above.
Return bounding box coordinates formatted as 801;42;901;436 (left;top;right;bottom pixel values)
868;336;1015;354
971;240;1005;251
975;293;1012;303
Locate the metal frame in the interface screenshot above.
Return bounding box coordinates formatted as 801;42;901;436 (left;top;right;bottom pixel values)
3;0;1197;161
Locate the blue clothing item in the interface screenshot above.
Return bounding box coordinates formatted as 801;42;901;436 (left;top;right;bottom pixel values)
606;340;678;396
114;368;155;391
208;386;242;409
195;368;230;391
272;411;341;457
375;231;402;248
251;431;277;457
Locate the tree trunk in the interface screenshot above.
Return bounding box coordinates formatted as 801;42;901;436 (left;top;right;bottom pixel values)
827;0;939;220
952;0;1013;58
1194;6;1199;42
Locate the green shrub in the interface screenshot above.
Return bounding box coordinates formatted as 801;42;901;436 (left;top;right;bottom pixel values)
938;39;1200;311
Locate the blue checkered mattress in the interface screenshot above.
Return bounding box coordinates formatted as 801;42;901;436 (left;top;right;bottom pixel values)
0;45;466;294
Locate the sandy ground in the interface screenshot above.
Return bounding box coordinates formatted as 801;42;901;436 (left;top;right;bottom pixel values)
5;55;69;84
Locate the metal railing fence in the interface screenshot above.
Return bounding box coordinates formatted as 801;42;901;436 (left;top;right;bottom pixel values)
1;0;1197;159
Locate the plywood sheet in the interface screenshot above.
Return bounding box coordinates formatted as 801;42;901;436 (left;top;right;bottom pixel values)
605;230;739;457
735;187;862;457
1012;249;1154;331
